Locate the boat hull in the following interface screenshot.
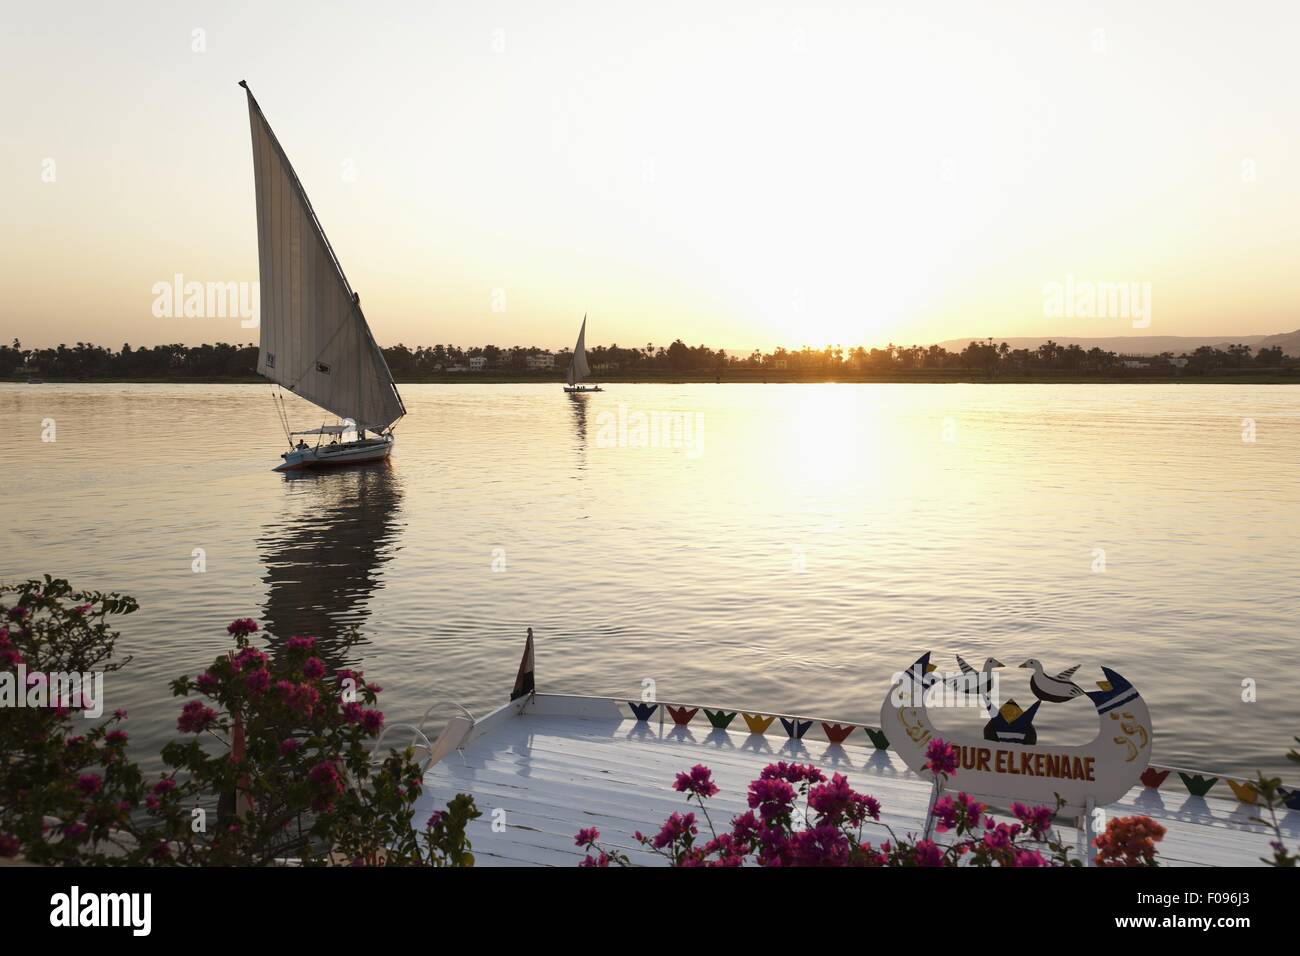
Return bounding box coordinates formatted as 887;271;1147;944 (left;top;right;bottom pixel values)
273;435;395;472
563;385;603;393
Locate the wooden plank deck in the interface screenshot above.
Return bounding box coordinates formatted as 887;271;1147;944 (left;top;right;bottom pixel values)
413;695;1296;867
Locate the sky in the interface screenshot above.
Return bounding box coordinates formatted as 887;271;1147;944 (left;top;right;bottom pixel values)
2;0;1298;351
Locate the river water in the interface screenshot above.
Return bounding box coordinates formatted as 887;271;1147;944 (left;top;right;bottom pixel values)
2;382;1297;778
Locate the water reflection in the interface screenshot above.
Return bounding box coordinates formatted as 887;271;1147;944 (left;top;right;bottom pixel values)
259;463;405;666
567;391;589;467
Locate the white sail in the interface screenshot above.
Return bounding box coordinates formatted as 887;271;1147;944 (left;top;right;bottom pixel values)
567;314;591;386
242;83;405;434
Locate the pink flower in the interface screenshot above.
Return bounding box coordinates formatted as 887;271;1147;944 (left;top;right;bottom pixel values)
673;764;719;799
924;738;959;777
195;670;219;693
244;669;270;695
360;709;384;735
279;737;301;757
231;646;267;672
1010;801;1055;839
227;618;259;637
760;762;826;785
574;827;600;847
75;773;102;796
1013;848;1048;867
105;729;128;745
913;839;945;867
807;773;880;826
302;657;326;680
747;777;796;822
286;635;316;651
177;699;218;733
650;812;697;850
933;791;985;833
982;821;1020;852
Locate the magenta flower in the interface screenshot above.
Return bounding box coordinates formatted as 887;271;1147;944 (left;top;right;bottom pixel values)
360;709;385;735
303;657;326;680
913;839;945;867
933;791;985;833
244;669;270;695
923;738;959;777
105;729;128;745
75;773;102;796
231;646;267;672
747;777;796;822
279;737;301;757
673;764;719;799
285;635;317;651
759;762;826;786
177;699;218;733
574;827;600;847
650;811;697;850
227;618;259;637
1010;801;1055;839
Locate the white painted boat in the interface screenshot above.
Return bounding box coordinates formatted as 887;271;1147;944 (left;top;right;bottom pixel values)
240;81;407;472
273;431;395;472
402;633;1299;867
563;315;603;393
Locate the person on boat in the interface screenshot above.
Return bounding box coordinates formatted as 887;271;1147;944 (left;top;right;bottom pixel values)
295;439;308;451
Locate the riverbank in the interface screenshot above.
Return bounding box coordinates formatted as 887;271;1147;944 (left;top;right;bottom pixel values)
9;368;1300;385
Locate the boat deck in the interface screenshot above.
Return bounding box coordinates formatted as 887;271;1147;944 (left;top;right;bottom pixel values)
412;694;1295;867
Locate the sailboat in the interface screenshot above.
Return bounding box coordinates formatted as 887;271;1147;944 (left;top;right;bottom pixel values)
240;81;406;472
563;314;603;393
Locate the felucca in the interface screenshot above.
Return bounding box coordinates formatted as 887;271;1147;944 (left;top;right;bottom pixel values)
563;314;602;393
240;81;406;472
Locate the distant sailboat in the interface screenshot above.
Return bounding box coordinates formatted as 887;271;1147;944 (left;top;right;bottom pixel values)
563;314;603;393
240;81;406;472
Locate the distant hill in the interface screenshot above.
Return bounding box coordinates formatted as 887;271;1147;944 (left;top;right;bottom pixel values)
934;332;1298;356
1253;329;1300;355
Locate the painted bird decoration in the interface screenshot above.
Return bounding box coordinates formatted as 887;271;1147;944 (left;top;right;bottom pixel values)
1020;659;1085;703
953;654;1004;716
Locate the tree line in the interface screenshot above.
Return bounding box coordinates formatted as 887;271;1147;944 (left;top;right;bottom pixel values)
2;337;1293;380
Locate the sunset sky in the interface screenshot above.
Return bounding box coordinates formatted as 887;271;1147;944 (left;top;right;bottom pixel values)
3;1;1298;351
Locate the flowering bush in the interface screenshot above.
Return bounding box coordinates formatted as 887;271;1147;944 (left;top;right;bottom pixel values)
576;739;1166;867
0;578;477;866
1093;815;1166;866
0;577;144;865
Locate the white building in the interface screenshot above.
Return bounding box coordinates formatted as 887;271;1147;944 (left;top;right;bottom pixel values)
468;356;486;371
526;353;554;370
